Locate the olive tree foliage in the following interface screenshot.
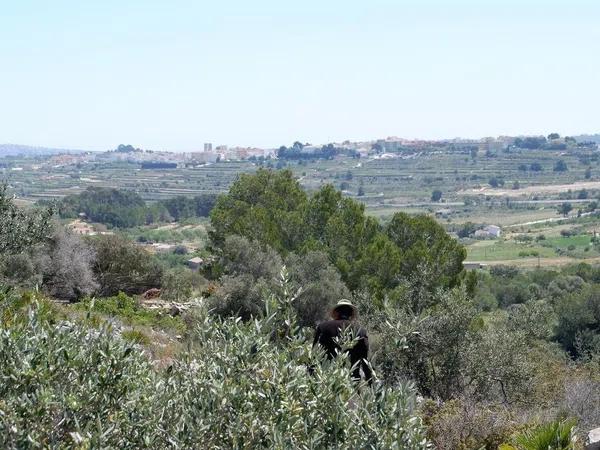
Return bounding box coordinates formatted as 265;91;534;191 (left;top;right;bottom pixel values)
40;227;98;302
0;253;40;287
219;234;283;281
359;280;546;403
0;280;429;449
357;285;476;398
285;250;350;327
0;184;53;255
90;234;163;297
209;235;284;320
555;284;600;357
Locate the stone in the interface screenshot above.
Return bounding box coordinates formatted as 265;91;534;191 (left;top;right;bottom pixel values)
587;427;600;450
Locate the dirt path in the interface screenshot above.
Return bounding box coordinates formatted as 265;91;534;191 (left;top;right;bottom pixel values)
461;181;600;197
470;256;600;268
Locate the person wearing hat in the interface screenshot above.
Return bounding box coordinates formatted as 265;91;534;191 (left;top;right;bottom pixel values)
312;299;372;383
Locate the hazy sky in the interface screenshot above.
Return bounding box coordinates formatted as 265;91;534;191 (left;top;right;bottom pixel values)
1;0;599;151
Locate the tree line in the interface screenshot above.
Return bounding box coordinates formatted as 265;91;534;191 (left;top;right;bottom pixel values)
54;187;217;228
277;141;359;160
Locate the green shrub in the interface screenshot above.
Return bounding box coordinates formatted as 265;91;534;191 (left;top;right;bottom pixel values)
0;280;429;449
121;328;151;345
77;292;185;333
501;419;578;450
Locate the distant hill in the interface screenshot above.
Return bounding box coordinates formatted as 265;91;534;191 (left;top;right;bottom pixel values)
0;144;87;157
574;134;600;144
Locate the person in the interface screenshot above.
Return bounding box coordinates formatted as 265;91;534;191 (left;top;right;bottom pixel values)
313;299;372;383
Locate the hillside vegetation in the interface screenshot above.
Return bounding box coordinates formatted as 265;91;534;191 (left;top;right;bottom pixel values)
2;170;600;449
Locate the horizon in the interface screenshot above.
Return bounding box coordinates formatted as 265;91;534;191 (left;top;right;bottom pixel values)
1;0;599;150
3;130;600;154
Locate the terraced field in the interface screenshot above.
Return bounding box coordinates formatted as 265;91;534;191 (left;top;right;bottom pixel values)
4;145;600;267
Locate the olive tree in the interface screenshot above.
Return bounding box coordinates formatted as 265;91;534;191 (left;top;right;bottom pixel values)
0;184;53;255
40;227;98;302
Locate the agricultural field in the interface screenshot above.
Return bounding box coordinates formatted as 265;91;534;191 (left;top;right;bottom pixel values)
3;144;600;267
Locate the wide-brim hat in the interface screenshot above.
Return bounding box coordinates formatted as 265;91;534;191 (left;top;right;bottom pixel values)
330;299;358;319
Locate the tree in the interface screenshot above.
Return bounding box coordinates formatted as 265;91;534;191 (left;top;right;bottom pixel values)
357;186;365;196
0;184;54;255
585;167;592;179
384;213;466;291
553;160;568;172
41;227;98;301
90;234;163;296
514;137;546;149
285;251;350;326
210;170;467;301
209;169;308;253
376;288;476;399
548;133;560;140
465;316;537;404
456;222;478;238
489;177;501;188
218;235;283;281
558;202;573;217
530;162;543;172
431;190;443;202
555;285;600;357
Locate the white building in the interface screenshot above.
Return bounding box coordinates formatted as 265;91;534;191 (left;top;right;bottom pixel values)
474;225;502;239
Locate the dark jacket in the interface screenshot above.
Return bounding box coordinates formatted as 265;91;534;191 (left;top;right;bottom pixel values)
313;319;372;382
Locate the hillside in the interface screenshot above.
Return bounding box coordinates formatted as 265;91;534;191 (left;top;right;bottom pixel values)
0;144;86;157
2;170;600;448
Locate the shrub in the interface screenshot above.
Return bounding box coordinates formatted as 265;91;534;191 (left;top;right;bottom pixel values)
90;234;163;296
502;419;577;450
121;328;151;345
40;227;98;302
0;281;429;449
285;251;350;327
78;292;185;333
0;184;54;255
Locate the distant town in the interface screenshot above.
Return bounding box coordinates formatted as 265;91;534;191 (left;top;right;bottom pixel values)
2;134;599;171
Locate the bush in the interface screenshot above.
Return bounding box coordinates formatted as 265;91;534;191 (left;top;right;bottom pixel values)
0;285;429;449
0;253;39;287
91;234;163;296
160;270;197;302
209;274;272;320
40;227;98;301
285;251;350;327
1;184;53;255
422;398;514;450
503;419;577;450
78;292;185;332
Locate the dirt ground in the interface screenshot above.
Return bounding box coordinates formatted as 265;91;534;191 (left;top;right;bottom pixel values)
472;256;600;268
461;180;600;197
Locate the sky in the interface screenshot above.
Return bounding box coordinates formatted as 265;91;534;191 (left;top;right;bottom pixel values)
1;0;599;151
